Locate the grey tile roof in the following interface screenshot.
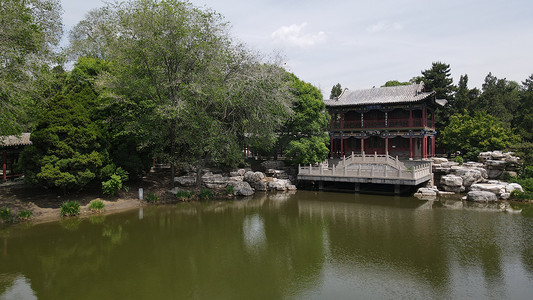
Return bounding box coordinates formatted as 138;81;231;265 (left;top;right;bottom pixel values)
324;82;436;107
0;133;32;147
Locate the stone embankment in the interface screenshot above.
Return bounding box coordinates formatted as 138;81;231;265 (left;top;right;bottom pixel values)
415;151;523;202
172;160;297;197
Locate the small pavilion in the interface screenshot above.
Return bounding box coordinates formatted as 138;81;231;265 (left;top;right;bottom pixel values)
1;133;31;183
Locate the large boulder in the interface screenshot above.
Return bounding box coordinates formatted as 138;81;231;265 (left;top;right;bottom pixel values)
175;176;196;187
414;187;438;199
466;191;498;202
506;183;524;194
253;180;268;191
230;169;247;177
202;174;230;189
440;175;464;192
470;183;506;196
227;181;254;196
454;168;483;188
244;171;265;183
267;178;294;191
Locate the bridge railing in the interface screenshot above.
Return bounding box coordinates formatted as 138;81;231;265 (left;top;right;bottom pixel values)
298;155;431;181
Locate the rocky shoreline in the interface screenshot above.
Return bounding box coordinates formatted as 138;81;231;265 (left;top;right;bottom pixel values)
415;151;525;203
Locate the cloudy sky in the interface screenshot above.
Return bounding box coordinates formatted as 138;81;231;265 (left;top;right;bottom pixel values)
61;0;533;96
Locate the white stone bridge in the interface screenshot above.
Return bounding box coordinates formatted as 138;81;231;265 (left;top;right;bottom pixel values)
298;153;432;192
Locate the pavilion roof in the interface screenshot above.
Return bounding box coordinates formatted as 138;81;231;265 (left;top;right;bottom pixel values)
324;82;438;107
0;133;32;148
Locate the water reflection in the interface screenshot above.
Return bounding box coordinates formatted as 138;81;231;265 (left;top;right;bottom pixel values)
0;274;37;300
0;192;531;299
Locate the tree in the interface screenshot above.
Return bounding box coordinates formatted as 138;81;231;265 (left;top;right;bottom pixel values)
420;62;455;136
281;73;330;164
381;80;410;87
452;74;480;115
0;0;63;135
67;7;115;60
329;83;342;99
514;74;533;142
75;0;293;186
478;73;520;128
440;112;520;160
21;58;114;190
421;62;454;100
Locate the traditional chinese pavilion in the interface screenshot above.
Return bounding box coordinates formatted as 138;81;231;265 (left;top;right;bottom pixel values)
1;133;31;183
324;82;445;159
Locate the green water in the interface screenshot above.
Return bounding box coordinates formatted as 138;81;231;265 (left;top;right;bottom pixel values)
1;191;532;299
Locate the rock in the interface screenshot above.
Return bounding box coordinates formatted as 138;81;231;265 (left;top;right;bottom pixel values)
202;174;230;189
244;171;265;183
175;176;196;187
253;180;268;191
500;192;510;200
267;178;292;191
440;175;464;192
487;169;503;179
503;171;518;178
230;169;247;177
167;187;181;195
227;181;254;196
414;187;438;199
432;157;448;164
229;176;244;181
486;160;507;168
470;183;506;196
466;191;498;202
454;168;483;188
506;183;524;193
463;162;484;168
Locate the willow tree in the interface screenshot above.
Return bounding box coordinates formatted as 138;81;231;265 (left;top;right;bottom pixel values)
73;0;293;185
0;0;63;135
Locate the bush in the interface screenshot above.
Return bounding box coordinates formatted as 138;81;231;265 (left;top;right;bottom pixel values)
225;185;235;195
454;156;464;165
17;210;33;221
199;189;213;200
175;190;194;200
0;207;13;223
145;192;159;203
89;200;105;211
102;174;123;196
60;200;81;217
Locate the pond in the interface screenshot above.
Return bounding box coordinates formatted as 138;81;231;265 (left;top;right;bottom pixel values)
1;191;532;299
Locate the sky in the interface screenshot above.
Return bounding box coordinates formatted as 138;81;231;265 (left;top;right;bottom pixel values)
60;0;533;96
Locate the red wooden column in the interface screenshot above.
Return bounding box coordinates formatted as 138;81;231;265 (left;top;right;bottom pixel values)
422;107;427;127
361;137;365;155
422;135;427;159
431;136;435;157
2;151;6;183
330;136;333;157
409;136;413;159
340;134;344;157
385;136;389;155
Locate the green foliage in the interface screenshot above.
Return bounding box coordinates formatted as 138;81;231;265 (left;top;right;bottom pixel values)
278;73;330;164
199;189;213;200
89;200;105;211
510;190;533;201
175;190;195;200
0;0;63;135
381;80;411;87
329;83;342;99
102;167;129;196
21;58;112;190
225;185;235;195
0;207;13;223
145;192;159;203
60;201;80;217
440;112;520;155
454;156;463;165
18;210;33;221
420;62;455;133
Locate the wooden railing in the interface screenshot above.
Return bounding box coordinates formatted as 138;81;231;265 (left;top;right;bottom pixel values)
332;118;434;130
298;153;432;181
